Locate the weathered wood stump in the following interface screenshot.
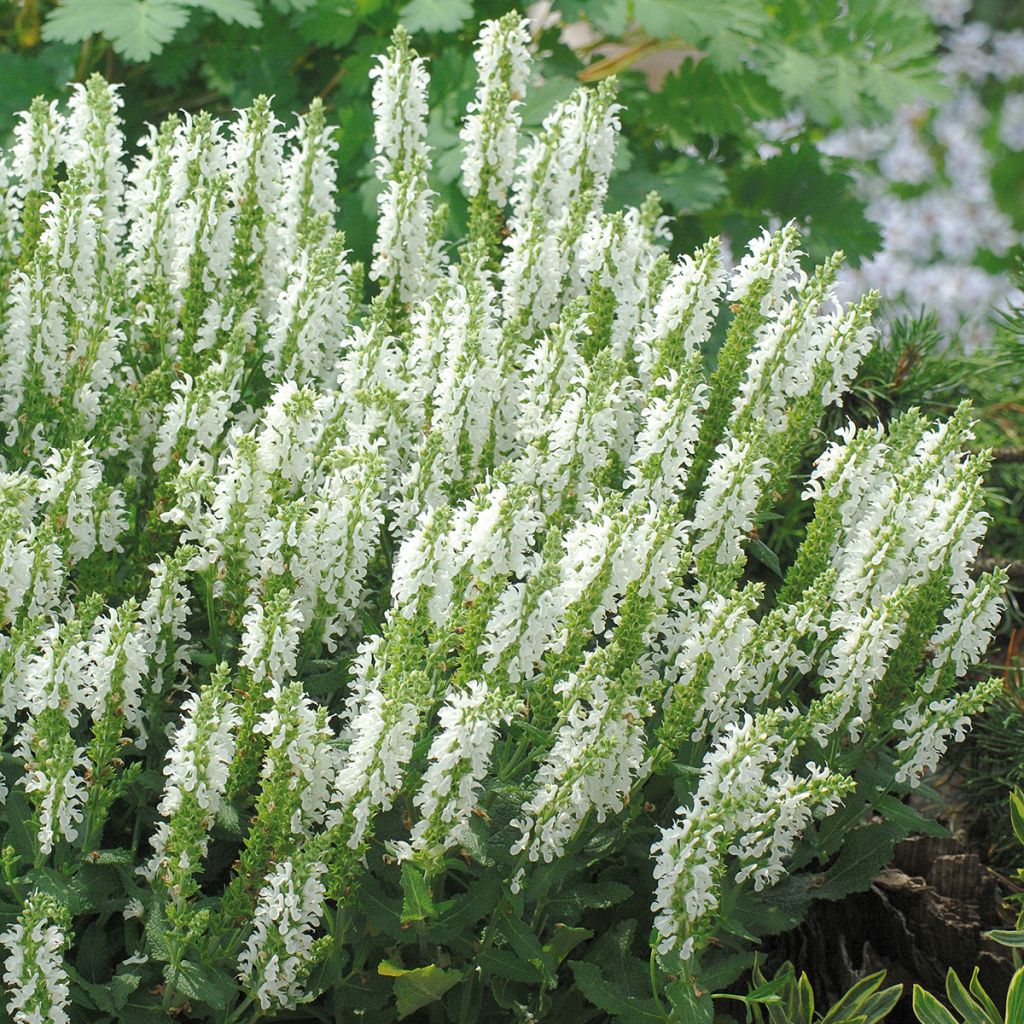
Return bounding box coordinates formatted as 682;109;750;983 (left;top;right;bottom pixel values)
770;836;1015;1023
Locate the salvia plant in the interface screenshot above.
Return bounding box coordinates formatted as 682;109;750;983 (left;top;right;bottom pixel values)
0;16;1008;1024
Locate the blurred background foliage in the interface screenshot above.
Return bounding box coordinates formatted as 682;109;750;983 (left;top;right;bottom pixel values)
1;0;948;265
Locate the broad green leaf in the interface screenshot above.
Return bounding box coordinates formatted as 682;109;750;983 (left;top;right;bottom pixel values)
400;862;436;924
633;0;767;69
295;0;359;46
544;925;592;967
873;795;949;839
43;0;190;61
545;879;633;917
498;912;556;986
378;961;462;1019
172;960;234;1011
477;947;542;984
78;969;143;1014
26;868;91;916
399;0;472;34
986;929;1024;948
816;821;903;901
912;987;958;1024
179;0;260;26
666;976;713;1024
0;56;56;136
570;960;665;1023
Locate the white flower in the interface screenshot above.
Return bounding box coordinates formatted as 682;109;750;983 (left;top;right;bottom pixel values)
0;894;72;1024
238;858;327;1011
461;15;532;204
693;437;770;567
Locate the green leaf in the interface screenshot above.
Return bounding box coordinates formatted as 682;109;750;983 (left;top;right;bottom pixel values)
544;925;592;967
26;868;91;916
817;822;903;901
179;0;260;26
477;947;542;984
545;880;633;917
399;0;472;34
570;960;665;1023
873;795;949;839
400;863;436;924
295;0;359;46
986;929;1024;948
43;0;190;61
498;912;556;986
143;898;171;962
968;968;1003;1024
945;969;995;1024
858;985;904;1024
633;0;767;69
666;976;713;1024
912;987;958;1024
1009;788;1024;847
0;56;56;136
77;968;143;1014
821;973;891;1023
749;537;782;578
378;961;462;1019
1007;967;1024;1024
172;960;235;1011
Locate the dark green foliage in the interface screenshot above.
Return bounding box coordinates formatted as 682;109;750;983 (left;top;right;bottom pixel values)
2;0;946;268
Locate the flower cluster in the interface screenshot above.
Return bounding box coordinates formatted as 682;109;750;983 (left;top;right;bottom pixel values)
0;19;1004;1021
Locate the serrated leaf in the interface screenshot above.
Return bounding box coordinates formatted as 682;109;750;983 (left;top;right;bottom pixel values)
399;0;472;34
400;862;436;924
26;867;91;916
873;795;949;839
43;0;190;61
666;975;713;1023
544;924;592;967
171;960;234;1010
546;880;633;917
570;960;665;1023
179;0;260;27
477;947;542;984
498;912;556;986
816;821;903;902
378;961;462;1019
634;0;767;68
143;898;171;962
